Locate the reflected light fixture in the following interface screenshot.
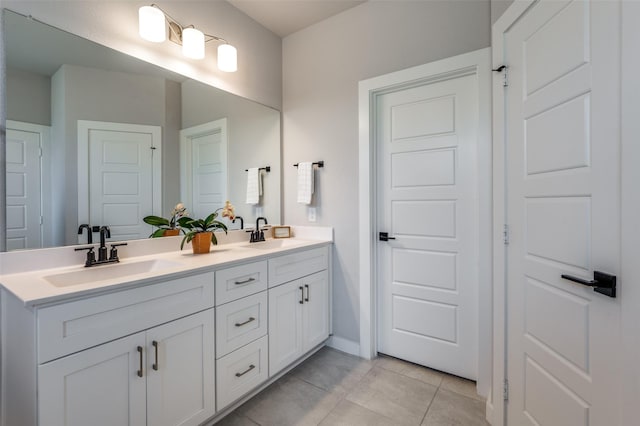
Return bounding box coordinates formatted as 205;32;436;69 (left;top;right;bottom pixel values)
138;4;238;72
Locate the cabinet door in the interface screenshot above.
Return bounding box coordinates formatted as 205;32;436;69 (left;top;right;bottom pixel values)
146;309;215;426
268;280;304;376
38;333;146;426
302;270;330;352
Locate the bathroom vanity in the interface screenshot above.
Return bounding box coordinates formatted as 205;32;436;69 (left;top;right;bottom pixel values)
0;231;332;426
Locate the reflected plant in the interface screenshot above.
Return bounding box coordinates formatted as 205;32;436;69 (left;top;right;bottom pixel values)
143;203;188;237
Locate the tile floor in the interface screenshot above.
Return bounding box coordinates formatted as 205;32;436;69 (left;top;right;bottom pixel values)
217;347;489;426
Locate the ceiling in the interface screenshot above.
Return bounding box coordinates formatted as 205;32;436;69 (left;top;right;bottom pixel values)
227;0;366;38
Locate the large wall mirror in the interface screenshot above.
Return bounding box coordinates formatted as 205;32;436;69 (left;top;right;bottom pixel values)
3;9;281;251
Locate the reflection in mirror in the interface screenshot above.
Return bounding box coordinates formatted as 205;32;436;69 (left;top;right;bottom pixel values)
3;9;281;251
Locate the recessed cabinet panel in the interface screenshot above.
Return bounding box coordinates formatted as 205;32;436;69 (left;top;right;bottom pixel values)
216;335;268;411
37;272;215;363
216;291;268;358
268;246;328;288
215;261;268;305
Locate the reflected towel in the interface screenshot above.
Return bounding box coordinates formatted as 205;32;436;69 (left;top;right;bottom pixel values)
296;162;314;204
246;168;261;204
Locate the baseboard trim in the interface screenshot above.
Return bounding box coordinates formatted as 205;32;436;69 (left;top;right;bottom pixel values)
485;396;494;425
326;335;360;356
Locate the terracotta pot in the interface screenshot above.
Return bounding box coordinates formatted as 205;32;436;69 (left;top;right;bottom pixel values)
162;229;180;237
191;232;213;254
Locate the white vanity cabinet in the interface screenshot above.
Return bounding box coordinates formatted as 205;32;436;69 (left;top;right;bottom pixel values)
268;247;330;376
214;261;269;411
38;309;215;426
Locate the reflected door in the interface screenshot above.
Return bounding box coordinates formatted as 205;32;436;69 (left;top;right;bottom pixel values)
377;73;479;380
78;121;162;241
180;119;228;219
6;121;48;250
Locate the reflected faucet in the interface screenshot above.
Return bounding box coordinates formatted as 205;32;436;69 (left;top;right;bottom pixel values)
98;226;111;262
233;216;244;230
250;217;268;243
78;224;92;244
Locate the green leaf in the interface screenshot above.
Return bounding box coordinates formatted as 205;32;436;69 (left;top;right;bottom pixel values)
211;232;217;245
143;216;170;227
150;228;166;238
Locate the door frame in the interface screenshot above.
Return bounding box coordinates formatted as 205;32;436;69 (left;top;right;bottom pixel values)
77;120;162;231
492;1;640;425
358;47;492;396
179;118;228;216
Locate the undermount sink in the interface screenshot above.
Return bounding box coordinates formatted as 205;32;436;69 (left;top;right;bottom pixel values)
242;239;301;250
43;259;184;288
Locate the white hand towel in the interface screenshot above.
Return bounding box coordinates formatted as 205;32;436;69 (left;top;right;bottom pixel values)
297;162;314;204
246;168;260;204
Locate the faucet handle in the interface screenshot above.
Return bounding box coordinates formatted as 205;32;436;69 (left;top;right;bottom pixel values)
109;243;128;261
75;246;96;267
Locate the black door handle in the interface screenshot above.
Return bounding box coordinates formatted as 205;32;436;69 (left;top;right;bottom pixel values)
561;271;617;298
379;232;396;242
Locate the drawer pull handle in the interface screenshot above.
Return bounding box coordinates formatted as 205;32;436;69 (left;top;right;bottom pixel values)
137;346;144;378
235;364;256;377
299;286;304;304
152;341;159;371
235;277;256;285
304;284;310;302
235;317;256;327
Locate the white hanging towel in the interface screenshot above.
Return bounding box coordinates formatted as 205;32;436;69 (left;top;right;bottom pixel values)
246;168;262;204
297;162;314;204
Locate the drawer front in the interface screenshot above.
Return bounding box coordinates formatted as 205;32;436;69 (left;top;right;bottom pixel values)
216;291;267;358
268;246;329;288
216;335;268;411
37;272;215;364
216;261;268;305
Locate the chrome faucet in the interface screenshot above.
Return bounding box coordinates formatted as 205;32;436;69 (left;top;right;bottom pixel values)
250;217;268;243
233;216;244;230
77;224;92;244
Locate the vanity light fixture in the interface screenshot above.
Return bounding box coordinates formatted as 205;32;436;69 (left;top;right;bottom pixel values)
138;4;237;72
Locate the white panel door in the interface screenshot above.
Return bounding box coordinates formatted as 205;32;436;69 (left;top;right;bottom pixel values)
180;119;228;219
38;333;146;426
5;122;46;250
377;74;479;380
502;1;621;424
78;120;161;241
146;309;215;426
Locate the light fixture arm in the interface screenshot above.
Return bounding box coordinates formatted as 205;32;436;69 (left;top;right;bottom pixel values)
149;3;230;47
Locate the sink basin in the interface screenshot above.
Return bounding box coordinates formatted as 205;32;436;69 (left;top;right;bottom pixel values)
242;239;301;250
43;259;183;288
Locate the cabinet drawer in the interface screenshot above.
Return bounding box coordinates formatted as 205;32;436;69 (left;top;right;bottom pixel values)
216;260;268;305
216;335;268;411
37;272;215;363
268;246;329;288
216;291;267;358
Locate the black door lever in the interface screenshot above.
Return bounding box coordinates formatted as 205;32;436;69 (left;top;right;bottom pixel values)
379;232;396;242
561;271;617;298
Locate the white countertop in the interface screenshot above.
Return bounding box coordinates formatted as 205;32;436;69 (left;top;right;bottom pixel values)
0;235;332;308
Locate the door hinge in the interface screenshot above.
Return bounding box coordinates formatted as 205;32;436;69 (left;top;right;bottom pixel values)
503;379;509;401
40;216;44;225
38;147;43;158
503;224;510;245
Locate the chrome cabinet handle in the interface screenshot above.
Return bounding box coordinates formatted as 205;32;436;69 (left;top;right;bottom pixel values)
235;317;256;327
152;341;159;371
137;346;144;377
299;286;304;304
304;284;310;302
235;277;256;285
235;364;255;377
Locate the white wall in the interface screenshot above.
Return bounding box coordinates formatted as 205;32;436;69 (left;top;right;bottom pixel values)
6;68;51;126
282;1;491;345
491;0;514;24
2;1;282;110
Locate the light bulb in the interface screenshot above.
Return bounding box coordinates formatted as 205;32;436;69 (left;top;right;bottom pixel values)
182;28;205;59
218;44;237;72
139;6;166;43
